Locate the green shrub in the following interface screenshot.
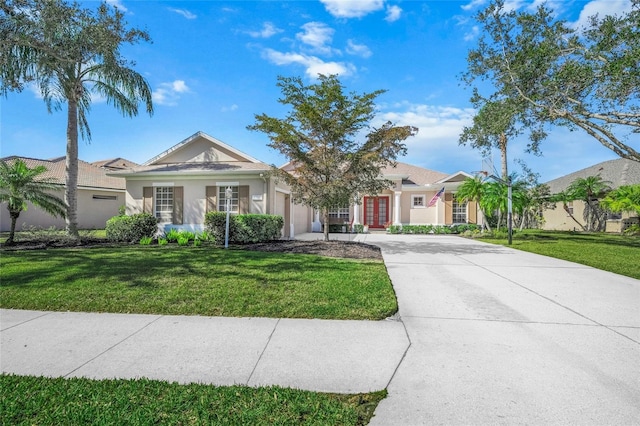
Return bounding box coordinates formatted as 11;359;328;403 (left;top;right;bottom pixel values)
165;229;180;242
204;212;283;245
353;224;365;233
139;236;153;245
177;235;190;246
387;225;402;234
106;213;158;243
193;238;202;247
158;238;168;246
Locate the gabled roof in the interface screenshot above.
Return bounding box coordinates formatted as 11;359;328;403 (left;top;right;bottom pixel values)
437;171;474;184
92;158;139;170
143;131;262;166
1;156;126;190
380;162;449;186
545;158;640;194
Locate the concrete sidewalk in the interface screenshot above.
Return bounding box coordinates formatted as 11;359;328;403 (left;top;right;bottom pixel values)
1;311;409;394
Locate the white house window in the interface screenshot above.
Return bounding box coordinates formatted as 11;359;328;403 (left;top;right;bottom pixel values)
452;200;467;223
328;205;350;219
218;186;239;213
412;195;425;208
155;187;173;222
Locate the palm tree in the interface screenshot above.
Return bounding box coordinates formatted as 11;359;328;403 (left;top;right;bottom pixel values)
2;1;153;239
0;159;66;244
456;176;491;231
566;175;612;231
601;184;640;216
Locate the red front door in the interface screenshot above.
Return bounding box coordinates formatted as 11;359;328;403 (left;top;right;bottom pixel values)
364;196;389;228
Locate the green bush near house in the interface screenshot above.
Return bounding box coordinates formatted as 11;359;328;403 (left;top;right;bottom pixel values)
204;212;283;244
105;213;158;242
386;224;479;235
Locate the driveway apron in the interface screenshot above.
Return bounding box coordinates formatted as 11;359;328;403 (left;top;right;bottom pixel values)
359;234;640;426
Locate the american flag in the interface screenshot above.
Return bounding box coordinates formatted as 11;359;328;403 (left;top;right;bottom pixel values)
427;187;445;207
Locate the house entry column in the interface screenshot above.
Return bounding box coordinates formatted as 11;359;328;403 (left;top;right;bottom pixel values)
312;210;322;232
353;196;360;226
393;191;402;226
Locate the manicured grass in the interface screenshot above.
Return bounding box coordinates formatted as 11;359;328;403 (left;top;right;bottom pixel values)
0;246;397;320
1;375;385;425
478;230;640;279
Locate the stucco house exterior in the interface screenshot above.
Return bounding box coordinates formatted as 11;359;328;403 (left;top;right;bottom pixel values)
542;158;640;232
111;131;481;237
108;131;296;237
0;156;128;232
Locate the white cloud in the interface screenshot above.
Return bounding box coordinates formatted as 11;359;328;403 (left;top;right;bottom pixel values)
262;49;355;79
464;25;479;42
320;0;385;18
297;22;335;54
152;80;190;106
105;0;128;12
385;5;402;22
346;40;372;58
168;8;197;19
460;0;486;11
570;0;632;29
247;22;282;38
221;104;238;112
374;103;479;171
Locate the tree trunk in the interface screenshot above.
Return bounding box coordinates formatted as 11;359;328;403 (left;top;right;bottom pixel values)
562;202;587;231
66;100;80;240
323;208;330;242
7;210;19;245
499;133;508;180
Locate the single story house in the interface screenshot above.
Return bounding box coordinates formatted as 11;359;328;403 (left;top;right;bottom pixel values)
111;131;481;237
542;158;640;232
0;156;130;232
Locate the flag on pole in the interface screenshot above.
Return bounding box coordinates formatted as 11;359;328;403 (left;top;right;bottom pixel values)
427;187;445;207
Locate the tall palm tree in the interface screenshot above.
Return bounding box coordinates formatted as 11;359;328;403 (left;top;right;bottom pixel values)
2;1;153;239
566;175;612;231
0;159;66;244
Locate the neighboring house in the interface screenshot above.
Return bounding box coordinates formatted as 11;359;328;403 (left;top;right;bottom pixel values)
542;158;640;232
0;156;129;232
108;131;295;237
92;158;140;171
111;131;481;238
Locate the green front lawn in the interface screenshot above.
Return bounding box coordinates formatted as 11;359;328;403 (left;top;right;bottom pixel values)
0;246;396;320
1;375;384;425
478;230;640;279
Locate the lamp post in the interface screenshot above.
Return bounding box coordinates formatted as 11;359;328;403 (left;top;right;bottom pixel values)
224;186;232;249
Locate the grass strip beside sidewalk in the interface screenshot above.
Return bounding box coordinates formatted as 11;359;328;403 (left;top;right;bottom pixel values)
478;231;640;279
0;246;397;320
1;375;384;425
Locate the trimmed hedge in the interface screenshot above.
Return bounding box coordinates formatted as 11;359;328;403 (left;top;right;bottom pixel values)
106;213;158;242
387;224;480;235
204;212;284;245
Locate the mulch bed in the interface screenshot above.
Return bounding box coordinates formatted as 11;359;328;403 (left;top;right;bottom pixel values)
1;238;383;260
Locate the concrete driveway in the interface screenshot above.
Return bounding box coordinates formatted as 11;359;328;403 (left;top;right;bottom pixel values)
349;234;640;425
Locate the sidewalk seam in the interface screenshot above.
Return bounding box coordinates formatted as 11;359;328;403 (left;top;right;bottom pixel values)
0;310;52;332
63;314;165;378
246;318;280;386
382;315;412;390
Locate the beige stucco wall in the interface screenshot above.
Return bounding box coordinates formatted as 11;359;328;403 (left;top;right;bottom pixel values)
126;177;269;227
157;138;240;163
0;188;123;232
542;201;587;231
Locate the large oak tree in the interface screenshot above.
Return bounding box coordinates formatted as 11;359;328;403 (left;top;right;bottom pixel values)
462;0;639;163
248;75;417;241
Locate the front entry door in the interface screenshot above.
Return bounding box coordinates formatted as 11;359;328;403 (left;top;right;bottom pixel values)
364;196;389;228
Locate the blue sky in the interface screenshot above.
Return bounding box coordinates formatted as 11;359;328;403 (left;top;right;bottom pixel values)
1;0;636;183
